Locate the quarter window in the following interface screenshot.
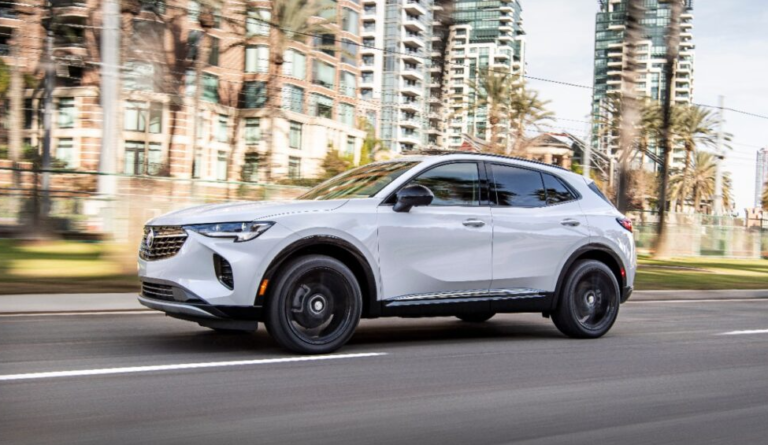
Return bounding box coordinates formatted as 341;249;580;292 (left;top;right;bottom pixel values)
411;162;480;206
543;173;576;204
490;164;546;208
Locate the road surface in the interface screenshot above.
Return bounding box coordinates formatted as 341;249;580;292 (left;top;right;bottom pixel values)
2;299;767;444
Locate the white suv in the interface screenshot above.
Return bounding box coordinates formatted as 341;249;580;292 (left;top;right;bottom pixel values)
138;153;636;354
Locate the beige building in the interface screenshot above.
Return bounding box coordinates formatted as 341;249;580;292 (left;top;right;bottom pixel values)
3;0;372;183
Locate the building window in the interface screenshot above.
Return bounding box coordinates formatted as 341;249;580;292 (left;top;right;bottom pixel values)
216;114;228;142
245;45;269;73
314;34;335;56
340;71;356;97
188;0;200;22
363;37;374;48
24;99;33;129
208;36;219;66
361;89;373;100
288;156;301;179
124;141;162;176
123;61;156;92
345;136;355;156
342;8;359;35
57;98;75;129
339;103;354;127
192;149;202;178
341;39;358;65
247;9;271;36
124;101;162;133
282;85;304;113
242;152;259;182
289;121;302;149
283;49;306;80
310;93;334;119
243;81;267;108
245;118;261;144
361;72;373;83
216;150;228;181
202;73;219;103
312;60;335;89
56;138;75;168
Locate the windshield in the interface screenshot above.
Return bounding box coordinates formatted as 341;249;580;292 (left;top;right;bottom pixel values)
299;162;419;200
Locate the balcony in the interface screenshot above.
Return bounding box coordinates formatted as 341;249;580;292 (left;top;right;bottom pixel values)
401;97;420;113
402;46;423;63
400;115;420;129
499;13;513;23
402;63;423;81
499;24;513;32
404;14;427;33
498;33;513;42
362;22;376;35
401;80;422;96
500;5;513;12
363;6;376;16
404;0;427;16
403;30;425;47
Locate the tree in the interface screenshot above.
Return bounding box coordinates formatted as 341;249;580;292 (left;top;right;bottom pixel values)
671;104;718;208
508;84;555;156
357;117;386;165
453;69;515;153
762;183;768;210
265;0;337;159
320;147;353;179
668;151;732;213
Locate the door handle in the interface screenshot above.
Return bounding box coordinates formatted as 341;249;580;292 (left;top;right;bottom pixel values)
463;219;486;228
561;218;581;227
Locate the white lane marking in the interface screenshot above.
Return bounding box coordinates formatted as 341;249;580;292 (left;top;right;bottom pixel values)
628;298;768;304
719;329;768;336
0;310;159;317
0;353;387;382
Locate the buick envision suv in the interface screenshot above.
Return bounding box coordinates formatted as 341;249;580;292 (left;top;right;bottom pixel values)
138;153;636;354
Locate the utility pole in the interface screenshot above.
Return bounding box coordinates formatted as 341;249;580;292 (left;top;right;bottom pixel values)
653;0;683;258
713;95;725;215
98;0;120;196
8;46;22;163
41;28;54;208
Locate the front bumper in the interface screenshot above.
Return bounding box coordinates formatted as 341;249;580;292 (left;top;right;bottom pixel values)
621;286;633;303
137;222;297;307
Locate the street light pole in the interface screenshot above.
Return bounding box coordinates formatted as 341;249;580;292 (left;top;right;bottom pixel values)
713;95;725;215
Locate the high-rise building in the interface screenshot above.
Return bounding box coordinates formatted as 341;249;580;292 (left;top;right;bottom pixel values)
756;148;768;208
361;0;434;153
441;0;526;149
5;0;369;181
591;0;694;167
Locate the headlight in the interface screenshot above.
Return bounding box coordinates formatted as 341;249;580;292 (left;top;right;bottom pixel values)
184;222;274;242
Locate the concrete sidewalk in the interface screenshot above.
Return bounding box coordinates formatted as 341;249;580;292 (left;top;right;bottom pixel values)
1;289;767;314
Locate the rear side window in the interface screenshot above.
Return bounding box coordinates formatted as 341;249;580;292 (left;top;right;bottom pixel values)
543;173;576;204
490;164;546;208
588;182;615;207
411;162;480;206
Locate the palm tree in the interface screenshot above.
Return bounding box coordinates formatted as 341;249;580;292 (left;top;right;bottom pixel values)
265;0;337;160
508;85;555;156
671;104;718;206
452;69;515;153
668;151;732;213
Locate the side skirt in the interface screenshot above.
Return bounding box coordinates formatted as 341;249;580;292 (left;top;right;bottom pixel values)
378;289;554;318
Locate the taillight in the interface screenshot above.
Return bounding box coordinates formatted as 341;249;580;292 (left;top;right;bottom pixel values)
616;217;633;233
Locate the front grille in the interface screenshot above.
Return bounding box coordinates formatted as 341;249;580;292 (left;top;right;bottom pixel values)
141;282;176;301
214;254;234;290
140;226;188;261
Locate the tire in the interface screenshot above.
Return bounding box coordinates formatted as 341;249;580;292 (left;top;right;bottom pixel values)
456;313;495;323
552;259;620;339
264;255;362;354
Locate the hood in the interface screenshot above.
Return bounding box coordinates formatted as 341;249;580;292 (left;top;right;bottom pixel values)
148;200;349;226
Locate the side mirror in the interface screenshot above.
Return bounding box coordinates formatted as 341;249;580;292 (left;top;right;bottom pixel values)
393;185;434;213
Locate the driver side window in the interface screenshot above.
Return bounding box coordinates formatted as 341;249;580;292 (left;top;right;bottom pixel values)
410;162;480;206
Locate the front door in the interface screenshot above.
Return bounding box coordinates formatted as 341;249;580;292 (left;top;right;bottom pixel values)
377;162;493;300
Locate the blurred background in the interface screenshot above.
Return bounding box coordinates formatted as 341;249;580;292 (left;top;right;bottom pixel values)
0;0;766;296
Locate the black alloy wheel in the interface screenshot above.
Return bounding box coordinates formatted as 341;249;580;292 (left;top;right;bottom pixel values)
552;259;620;339
265;255;362;354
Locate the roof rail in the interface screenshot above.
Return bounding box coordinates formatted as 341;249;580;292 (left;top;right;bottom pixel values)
411;149;571;172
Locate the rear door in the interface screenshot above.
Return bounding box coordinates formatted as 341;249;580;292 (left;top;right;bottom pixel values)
377;161;493;300
488;163;590;293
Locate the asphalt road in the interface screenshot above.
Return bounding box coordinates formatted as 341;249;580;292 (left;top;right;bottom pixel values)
1;299;767;445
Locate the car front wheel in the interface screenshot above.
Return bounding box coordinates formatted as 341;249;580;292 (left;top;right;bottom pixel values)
265;255;362;354
552;259;620;339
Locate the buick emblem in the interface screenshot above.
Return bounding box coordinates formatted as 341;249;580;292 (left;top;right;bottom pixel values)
145;228;155;249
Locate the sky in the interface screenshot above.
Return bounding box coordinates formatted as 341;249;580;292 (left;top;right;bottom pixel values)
523;0;768;213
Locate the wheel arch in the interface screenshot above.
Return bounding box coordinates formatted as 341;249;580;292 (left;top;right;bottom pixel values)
255;236;380;318
551;244;628;311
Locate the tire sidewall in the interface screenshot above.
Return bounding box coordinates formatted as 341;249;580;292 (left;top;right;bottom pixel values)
266;255;362;354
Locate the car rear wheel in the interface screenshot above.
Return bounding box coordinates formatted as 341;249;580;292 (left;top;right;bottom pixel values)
552;259;620;339
456;313;495;323
265;255;362;354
